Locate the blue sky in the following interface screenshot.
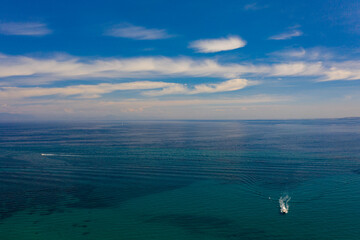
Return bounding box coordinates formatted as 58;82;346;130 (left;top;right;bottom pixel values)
0;0;359;120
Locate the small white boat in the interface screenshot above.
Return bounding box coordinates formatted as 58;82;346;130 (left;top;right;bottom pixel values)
279;195;291;214
280;205;288;214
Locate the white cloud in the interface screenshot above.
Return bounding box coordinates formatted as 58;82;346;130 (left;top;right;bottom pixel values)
0;81;178;99
269;48;360;81
0;79;253;99
269;28;302;40
322;61;360;81
0;53;264;83
271;62;323;76
0;22;51;36
324;68;354;81
1;52;359;85
189;36;246;53
105;23;173;40
271;47;336;61
145;78;251;96
192;78;249;94
143;84;188;96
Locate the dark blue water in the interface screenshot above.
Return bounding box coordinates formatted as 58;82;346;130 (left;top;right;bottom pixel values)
0;120;360;239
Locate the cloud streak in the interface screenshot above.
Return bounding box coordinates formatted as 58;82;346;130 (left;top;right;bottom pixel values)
0;79;253;99
189;36;246;53
269;28;302;40
322;61;360;81
0;22;51;36
105;23;173;40
145;78;251;96
0;52;359;85
0;54;259;83
244;3;268;11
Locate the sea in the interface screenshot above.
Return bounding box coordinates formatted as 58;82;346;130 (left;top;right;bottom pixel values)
0;119;360;239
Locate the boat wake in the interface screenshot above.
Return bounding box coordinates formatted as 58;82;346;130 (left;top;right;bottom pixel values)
41;153;79;157
279;195;291;214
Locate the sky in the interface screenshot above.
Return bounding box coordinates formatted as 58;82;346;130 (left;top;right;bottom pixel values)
0;0;359;121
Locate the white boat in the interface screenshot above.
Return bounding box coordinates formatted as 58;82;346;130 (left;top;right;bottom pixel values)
280;205;288;214
279;195;290;214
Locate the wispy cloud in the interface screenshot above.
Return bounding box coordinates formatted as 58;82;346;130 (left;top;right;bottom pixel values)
244;2;268;11
0;81;177;99
271;62;322;76
145;78;252;96
271;47;334;60
272;48;307;58
0;54;259;83
191;78;250;94
269;26;302;40
269;47;360;81
0;53;319;84
0;22;51;36
322;61;360;81
0;79;253;99
0;52;359;84
105;23;173;40
189;36;246;53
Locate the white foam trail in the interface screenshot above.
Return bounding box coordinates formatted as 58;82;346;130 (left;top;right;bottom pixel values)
279;195;291;214
41;153;79;157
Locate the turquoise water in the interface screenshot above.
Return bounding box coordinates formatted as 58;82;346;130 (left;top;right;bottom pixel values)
1;120;360;239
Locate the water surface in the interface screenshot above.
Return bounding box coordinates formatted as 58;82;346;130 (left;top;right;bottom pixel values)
1;120;360;239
